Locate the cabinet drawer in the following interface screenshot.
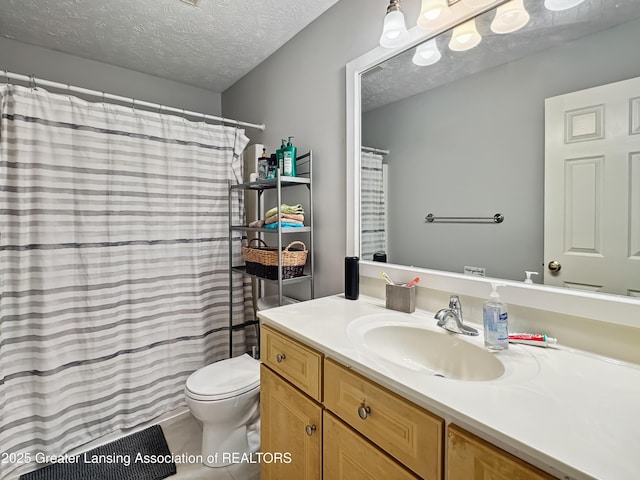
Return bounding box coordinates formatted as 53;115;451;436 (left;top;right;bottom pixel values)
324;411;419;480
324;358;443;480
261;325;323;401
447;425;555;480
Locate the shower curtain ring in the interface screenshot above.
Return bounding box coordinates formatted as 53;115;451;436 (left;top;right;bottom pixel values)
4;69;9;86
131;98;136;113
29;74;36;90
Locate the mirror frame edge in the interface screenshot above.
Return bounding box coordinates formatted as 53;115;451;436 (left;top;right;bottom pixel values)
345;1;640;327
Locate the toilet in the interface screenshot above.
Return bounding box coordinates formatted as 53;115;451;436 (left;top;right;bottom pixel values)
184;353;260;467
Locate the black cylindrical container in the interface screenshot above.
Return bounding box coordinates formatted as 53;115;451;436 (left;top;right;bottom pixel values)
345;256;359;300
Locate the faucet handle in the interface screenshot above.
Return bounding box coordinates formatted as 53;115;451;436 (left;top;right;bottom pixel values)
448;295;461;310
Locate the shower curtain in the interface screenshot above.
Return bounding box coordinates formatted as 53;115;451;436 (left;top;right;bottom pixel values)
360;151;386;261
0;85;254;478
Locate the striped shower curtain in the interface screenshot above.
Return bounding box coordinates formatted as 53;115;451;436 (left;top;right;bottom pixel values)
0;85;254;478
360;151;386;261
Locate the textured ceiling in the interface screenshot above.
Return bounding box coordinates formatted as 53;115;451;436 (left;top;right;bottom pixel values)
0;0;338;92
362;0;640;111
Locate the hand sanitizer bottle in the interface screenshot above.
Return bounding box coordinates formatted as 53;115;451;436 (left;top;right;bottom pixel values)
483;283;508;351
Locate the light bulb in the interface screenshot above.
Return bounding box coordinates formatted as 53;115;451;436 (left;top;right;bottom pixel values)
491;0;530;34
449;19;482;51
417;0;451;29
412;39;442;66
544;0;586;11
379;10;410;48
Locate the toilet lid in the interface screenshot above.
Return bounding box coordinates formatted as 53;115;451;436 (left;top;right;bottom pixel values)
186;354;260;400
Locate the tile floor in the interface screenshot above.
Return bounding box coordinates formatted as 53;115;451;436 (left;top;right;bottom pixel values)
161;409;260;480
11;408;260;480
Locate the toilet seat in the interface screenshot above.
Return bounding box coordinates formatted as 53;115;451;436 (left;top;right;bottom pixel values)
185;354;260;401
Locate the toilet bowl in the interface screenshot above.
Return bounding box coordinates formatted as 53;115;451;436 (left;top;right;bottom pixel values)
184;353;260;467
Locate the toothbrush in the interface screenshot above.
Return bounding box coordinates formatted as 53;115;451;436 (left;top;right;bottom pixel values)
380;272;395;285
406;277;421;288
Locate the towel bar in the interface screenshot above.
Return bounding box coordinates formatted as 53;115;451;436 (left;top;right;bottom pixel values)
425;213;504;224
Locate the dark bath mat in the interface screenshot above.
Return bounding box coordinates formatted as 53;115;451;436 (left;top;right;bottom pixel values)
19;425;177;480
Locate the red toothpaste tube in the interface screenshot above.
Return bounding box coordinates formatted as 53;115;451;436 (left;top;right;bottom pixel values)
508;333;557;347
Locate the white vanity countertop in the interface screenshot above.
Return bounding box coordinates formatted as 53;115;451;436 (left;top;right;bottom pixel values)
257;294;640;480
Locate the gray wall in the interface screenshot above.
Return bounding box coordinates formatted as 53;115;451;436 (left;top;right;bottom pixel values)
0;37;221;115
222;0;397;298
363;18;640;282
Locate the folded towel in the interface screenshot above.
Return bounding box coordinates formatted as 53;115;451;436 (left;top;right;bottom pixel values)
282;213;304;222
265;214;304;225
248;219;265;228
265;221;304;229
265;204;304;218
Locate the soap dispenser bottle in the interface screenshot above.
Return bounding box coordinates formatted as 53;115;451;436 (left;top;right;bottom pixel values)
524;271;539;284
483;283;508;351
282;136;297;177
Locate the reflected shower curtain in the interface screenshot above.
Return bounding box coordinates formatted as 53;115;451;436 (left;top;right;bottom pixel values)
0;85;254;478
361;151;386;261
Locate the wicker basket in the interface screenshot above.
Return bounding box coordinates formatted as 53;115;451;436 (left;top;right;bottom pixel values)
243;238;308;280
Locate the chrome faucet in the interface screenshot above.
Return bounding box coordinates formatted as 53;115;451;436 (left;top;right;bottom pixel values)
434;295;479;336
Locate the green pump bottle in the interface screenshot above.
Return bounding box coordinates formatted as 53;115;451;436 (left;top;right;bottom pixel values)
282;136;297;177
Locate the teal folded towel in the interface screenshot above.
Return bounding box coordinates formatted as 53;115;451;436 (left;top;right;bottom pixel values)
265;204;304;218
265;222;304;229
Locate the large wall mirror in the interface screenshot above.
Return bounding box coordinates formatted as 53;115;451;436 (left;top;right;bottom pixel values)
352;0;640;302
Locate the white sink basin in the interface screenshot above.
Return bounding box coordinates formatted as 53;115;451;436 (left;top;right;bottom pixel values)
347;312;539;383
362;324;504;381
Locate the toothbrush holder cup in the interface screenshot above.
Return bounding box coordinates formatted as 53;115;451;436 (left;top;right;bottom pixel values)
385;284;416;313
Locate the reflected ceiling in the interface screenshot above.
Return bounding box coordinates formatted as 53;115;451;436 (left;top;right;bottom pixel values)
362;0;640;112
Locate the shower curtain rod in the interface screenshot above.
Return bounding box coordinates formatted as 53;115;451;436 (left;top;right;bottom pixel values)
0;70;266;131
361;145;389;155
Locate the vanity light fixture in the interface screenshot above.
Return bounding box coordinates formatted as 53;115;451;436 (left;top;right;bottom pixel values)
417;0;452;29
461;0;494;8
412;38;442;66
544;0;586;11
490;0;530;34
379;0;411;48
449;18;482;51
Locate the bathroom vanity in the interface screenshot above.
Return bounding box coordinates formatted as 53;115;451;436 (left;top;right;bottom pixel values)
258;295;640;480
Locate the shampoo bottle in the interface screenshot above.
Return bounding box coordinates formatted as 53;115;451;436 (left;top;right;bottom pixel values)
257;148;269;179
282;136;297;177
483;283;508;351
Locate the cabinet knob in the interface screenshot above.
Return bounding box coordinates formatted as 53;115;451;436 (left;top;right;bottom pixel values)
357;405;371;420
305;425;316;436
276;353;286;363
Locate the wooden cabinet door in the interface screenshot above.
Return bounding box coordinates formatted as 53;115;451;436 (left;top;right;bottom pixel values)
324;411;419;480
447;425;555;480
261;364;322;480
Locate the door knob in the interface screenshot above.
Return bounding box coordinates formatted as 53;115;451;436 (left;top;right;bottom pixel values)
548;261;561;272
